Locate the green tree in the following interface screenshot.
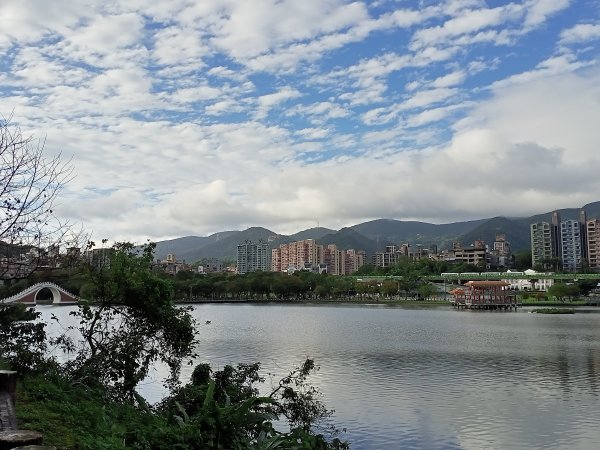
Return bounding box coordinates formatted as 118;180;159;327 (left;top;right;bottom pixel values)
418;282;438;300
0;303;48;372
514;250;532;270
381;280;398;298
57;241;196;400
398;274;421;300
547;283;579;302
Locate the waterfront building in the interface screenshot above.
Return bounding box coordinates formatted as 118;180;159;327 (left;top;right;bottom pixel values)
530;221;553;268
271;239;364;275
586;219;600;272
237;240;269;274
530;210;590;271
342;249;365;275
323;244;343;275
560;219;584;272
502;269;554;291
271;239;320;273
373;245;401;268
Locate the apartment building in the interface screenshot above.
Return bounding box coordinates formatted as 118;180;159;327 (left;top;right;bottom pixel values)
372;245;401;267
342;249;366;275
587;219;600;271
323;244;343;275
530;221;553;268
271;240;364;275
373;243;439;267
531;210;589;272
451;240;488;267
271;239;320;272
560;219;584;272
237;240;269;274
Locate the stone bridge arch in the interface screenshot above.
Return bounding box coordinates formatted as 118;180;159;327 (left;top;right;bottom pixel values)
1;282;79;305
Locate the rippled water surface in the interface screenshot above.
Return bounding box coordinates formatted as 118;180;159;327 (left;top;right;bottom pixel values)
41;304;600;450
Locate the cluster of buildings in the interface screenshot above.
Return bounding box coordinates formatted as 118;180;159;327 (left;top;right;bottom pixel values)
237;234;514;276
235;239;366;275
372;234;513;269
530;210;600;272
270;239;365;275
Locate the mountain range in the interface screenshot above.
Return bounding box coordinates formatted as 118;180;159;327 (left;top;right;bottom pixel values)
153;201;600;263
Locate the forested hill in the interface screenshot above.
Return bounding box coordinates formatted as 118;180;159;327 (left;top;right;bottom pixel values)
152;201;600;261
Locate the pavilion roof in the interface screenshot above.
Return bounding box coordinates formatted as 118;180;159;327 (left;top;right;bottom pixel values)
449;288;465;294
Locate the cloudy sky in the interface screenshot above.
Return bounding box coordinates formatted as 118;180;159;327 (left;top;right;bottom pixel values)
1;0;599;242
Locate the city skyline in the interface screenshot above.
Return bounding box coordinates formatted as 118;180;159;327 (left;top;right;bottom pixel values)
1;1;599;243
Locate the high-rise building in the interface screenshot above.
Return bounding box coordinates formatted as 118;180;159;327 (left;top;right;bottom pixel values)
323;244;343;275
531;210;589;271
237;240;269;274
530;222;553;268
586;219;600;272
271;239;364;275
342;249;365;275
560;219;584;272
271;239;320;272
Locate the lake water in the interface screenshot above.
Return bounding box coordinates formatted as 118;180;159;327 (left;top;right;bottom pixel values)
39;304;600;450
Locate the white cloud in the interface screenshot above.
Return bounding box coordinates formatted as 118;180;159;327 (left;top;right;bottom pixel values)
410;4;522;50
432;70;466;88
288;101;350;123
211;0;369;60
0;0;598;241
152;25;210;67
560;23;600;44
490;54;592;89
523;0;571;30
295;128;331;139
255;87;302;119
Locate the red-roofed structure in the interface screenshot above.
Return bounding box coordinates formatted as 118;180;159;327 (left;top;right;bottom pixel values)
451;280;518;310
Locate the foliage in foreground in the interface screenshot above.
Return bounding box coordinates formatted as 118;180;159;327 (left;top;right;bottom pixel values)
4;241;348;449
0;302;48;373
17;361;348;450
54;241;197;400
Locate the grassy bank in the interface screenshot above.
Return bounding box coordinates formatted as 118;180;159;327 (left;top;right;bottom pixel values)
16;374;165;450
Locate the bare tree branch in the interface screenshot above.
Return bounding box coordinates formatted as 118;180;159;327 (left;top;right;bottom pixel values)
0;116;75;279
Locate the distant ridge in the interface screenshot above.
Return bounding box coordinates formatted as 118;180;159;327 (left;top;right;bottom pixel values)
151;201;600;261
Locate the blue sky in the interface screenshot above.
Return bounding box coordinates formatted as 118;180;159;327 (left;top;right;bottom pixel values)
1;0;599;241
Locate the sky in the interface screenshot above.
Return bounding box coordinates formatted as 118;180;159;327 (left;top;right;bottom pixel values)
1;0;599;242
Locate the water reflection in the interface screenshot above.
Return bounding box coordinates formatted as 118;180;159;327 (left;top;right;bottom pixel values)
39;304;600;450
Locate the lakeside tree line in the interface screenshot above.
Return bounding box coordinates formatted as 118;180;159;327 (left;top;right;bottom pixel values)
4;249;597;303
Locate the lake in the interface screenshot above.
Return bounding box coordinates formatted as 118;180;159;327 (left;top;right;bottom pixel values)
39;304;600;450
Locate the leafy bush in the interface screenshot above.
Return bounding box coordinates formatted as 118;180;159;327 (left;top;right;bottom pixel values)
0;303;49;373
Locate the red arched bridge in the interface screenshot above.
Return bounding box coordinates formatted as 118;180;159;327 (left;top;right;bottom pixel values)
0;282;79;305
